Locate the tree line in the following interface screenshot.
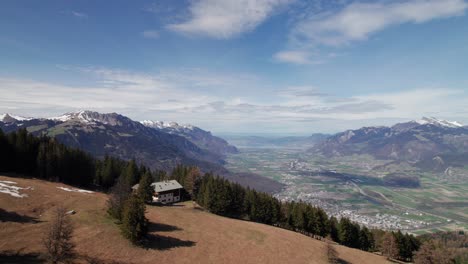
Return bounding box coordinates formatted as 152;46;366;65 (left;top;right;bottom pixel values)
0;128;433;261
0;128;164;191
168;166;422;259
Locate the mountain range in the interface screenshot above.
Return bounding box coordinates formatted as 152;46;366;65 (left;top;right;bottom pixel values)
311;117;468;172
0;111;284;192
0;111;236;172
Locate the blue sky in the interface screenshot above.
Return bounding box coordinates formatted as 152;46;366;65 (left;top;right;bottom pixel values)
1;0;468;135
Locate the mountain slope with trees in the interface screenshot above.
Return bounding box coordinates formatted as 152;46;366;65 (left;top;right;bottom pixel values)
0;111;227;173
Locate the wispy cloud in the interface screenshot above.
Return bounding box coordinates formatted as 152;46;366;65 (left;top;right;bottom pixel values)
71;11;88;19
275;0;468;64
277;86;328;98
273;50;315;65
167;0;294;39
293;0;468;46
142;30;160;39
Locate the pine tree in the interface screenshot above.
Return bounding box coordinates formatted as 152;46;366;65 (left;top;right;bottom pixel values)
138;172;154;203
339;218;360;248
329;216;340;243
359;226;374;251
123;159;140;186
121;195;148;244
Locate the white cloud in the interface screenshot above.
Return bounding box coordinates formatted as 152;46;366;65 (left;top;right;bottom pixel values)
273;50;315;64
167;0;293;39
293;0;468;46
1;66;467;133
142;30;160;39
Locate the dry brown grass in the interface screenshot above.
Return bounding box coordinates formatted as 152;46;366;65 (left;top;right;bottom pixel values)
0;176;391;264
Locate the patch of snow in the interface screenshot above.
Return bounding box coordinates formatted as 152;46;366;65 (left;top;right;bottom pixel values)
50;110;123;126
51;110;93;123
0;180;18;184
141;120;195;131
57;186;94;194
10;115;33;121
416;117;463;128
0;180;32;198
0;113;33;122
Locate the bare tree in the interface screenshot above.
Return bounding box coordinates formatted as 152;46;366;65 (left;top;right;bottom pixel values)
43;207;75;264
107;176;131;221
381;232;398;260
326;242;339;264
413;240;454;264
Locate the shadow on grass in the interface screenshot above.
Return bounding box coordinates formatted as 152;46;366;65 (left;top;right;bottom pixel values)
0;209;41;224
148;222;182;232
337;259;351;264
81;255;128;264
143;234;196;251
151;203;186;207
0;251;44;264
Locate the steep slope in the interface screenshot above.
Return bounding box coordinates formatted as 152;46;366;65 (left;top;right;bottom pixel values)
0;111;226;173
311;117;468;171
0;176;390;264
141;120;238;156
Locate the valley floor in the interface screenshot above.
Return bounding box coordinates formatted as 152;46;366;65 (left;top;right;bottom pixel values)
0;175;390;264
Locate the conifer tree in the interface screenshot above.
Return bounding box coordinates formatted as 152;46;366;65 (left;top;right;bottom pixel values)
339;218;360;248
329;216;340;243
359;226;374;251
121;195;148;244
123;159;140;186
138;172;154;203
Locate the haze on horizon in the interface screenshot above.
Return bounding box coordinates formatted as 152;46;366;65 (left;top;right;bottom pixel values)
1;0;468;134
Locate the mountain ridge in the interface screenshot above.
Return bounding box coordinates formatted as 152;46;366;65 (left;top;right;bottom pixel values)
311;117;468;172
0;111;226;172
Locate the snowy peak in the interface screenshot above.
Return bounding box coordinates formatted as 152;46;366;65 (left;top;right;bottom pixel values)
141;120;195;131
0;113;33;123
51;110;123;126
415;117;463;128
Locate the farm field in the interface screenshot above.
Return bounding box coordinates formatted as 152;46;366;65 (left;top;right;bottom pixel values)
0;175;390;264
226;148;468;234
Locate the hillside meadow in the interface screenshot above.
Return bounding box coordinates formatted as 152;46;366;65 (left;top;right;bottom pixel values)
0;175;390;264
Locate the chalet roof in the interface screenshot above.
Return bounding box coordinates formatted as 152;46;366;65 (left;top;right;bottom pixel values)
151;180;183;193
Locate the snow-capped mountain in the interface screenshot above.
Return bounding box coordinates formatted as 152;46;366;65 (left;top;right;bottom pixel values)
0;113;34;123
50;110;125;126
311;117;468;172
0;110;282;192
141;120;238;156
0;111;228;173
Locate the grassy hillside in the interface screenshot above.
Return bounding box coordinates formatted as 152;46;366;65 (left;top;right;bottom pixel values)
0;176;390;264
